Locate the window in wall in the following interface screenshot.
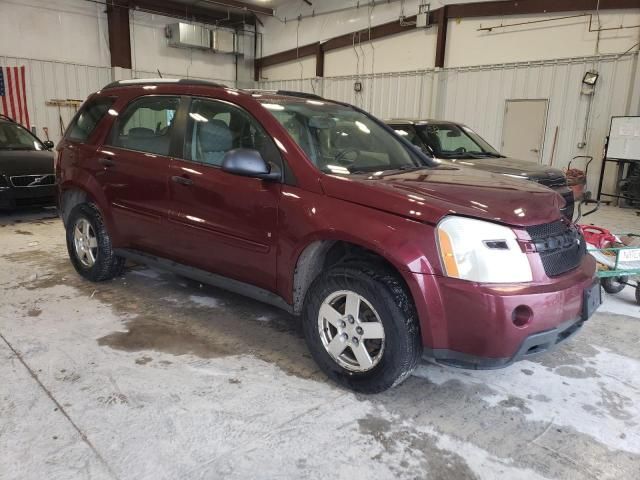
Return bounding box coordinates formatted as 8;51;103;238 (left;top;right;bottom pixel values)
108;96;179;156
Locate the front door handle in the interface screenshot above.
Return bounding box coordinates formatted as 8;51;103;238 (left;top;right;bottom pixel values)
98;158;115;168
171;175;193;186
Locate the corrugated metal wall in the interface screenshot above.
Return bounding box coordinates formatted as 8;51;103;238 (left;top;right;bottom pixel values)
259;52;639;193
0;55;111;144
437;53;639;193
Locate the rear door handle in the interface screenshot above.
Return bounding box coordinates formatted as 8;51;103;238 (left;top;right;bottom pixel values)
98;158;115;168
171;175;193;186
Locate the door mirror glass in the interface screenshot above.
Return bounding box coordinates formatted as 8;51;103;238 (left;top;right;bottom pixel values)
222;149;281;181
43;140;55;150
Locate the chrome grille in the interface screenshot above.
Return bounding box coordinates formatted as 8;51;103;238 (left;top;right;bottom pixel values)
9;174;56;188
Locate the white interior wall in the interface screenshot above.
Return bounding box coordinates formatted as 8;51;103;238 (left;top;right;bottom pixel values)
261;0;425;57
0;0;109;66
130;11;237;84
446;11;640;67
261;57;316;82
323;29;437;77
260;3;640;76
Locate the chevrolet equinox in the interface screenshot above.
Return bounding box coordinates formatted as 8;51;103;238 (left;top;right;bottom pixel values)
56;79;600;393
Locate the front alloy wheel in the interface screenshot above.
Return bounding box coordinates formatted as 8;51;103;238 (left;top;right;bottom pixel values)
318;290;385;372
303;264;422;393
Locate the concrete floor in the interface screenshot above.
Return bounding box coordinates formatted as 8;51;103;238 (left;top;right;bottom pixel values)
1;206;639;480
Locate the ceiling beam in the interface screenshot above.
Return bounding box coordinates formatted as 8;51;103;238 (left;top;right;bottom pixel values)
195;0;274;17
254;0;639;78
447;0;640;18
129;0;254;26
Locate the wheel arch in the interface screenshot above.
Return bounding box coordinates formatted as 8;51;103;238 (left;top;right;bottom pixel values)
291;238;418;316
58;180;124;246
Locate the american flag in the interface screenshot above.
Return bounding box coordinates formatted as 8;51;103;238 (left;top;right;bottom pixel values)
0;66;30;129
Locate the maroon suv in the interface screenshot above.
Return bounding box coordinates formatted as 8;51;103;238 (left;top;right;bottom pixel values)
56;79;600;393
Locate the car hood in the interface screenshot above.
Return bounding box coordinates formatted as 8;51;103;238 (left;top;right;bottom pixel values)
0;150;54;176
438;156;566;185
320;166;564;227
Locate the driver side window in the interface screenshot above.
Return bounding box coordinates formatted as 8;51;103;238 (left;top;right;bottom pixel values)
184;98;282;171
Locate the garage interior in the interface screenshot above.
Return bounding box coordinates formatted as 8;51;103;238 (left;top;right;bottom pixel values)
1;1;640;479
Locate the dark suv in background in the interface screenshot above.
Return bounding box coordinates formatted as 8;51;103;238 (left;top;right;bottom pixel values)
387;119;575;219
56;80;598;393
0;115;56;209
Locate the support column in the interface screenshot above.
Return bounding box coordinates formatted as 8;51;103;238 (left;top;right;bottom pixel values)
435;6;448;69
316;43;325;78
107;1;132;70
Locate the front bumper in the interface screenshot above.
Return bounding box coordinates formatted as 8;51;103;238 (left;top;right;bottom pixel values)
0;184;56;209
407;253;598;369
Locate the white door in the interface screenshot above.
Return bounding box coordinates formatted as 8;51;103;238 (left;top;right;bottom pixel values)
501;99;548;163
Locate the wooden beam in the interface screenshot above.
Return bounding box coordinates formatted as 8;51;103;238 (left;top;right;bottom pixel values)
435;6;448;68
107;1;132;69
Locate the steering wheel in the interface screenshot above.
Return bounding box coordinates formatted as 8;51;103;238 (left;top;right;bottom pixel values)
334;148;360;165
453;147;467;153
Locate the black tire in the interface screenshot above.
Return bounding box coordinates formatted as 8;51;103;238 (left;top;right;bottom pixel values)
302;263;422;393
635;285;640;305
65;203;125;282
601;276;628;294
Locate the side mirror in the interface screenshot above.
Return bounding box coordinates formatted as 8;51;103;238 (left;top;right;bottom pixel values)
43;140;55;150
221;149;281;181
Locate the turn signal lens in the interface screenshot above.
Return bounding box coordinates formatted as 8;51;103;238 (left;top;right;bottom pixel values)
437;229;460;278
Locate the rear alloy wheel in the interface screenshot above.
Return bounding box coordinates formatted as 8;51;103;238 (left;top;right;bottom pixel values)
66;203;125;282
73;218;98;268
303;264;422;393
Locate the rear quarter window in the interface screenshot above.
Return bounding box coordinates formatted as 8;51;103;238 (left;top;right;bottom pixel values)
66;97;115;142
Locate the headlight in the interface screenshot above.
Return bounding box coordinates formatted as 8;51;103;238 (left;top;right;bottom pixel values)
437;216;532;283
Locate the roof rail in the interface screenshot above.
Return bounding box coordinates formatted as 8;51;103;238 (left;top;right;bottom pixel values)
103;78;227;90
0;113;16;123
276;90;324;100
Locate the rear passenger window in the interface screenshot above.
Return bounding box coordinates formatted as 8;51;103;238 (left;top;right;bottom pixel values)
184;98;282;170
108;96;179;156
66;97;114;142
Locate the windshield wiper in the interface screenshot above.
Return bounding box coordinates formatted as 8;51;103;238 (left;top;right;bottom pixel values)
465;152;504;158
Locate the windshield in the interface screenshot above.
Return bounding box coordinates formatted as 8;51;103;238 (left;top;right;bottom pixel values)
413;123;502;159
0;122;44;151
260;99;426;175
